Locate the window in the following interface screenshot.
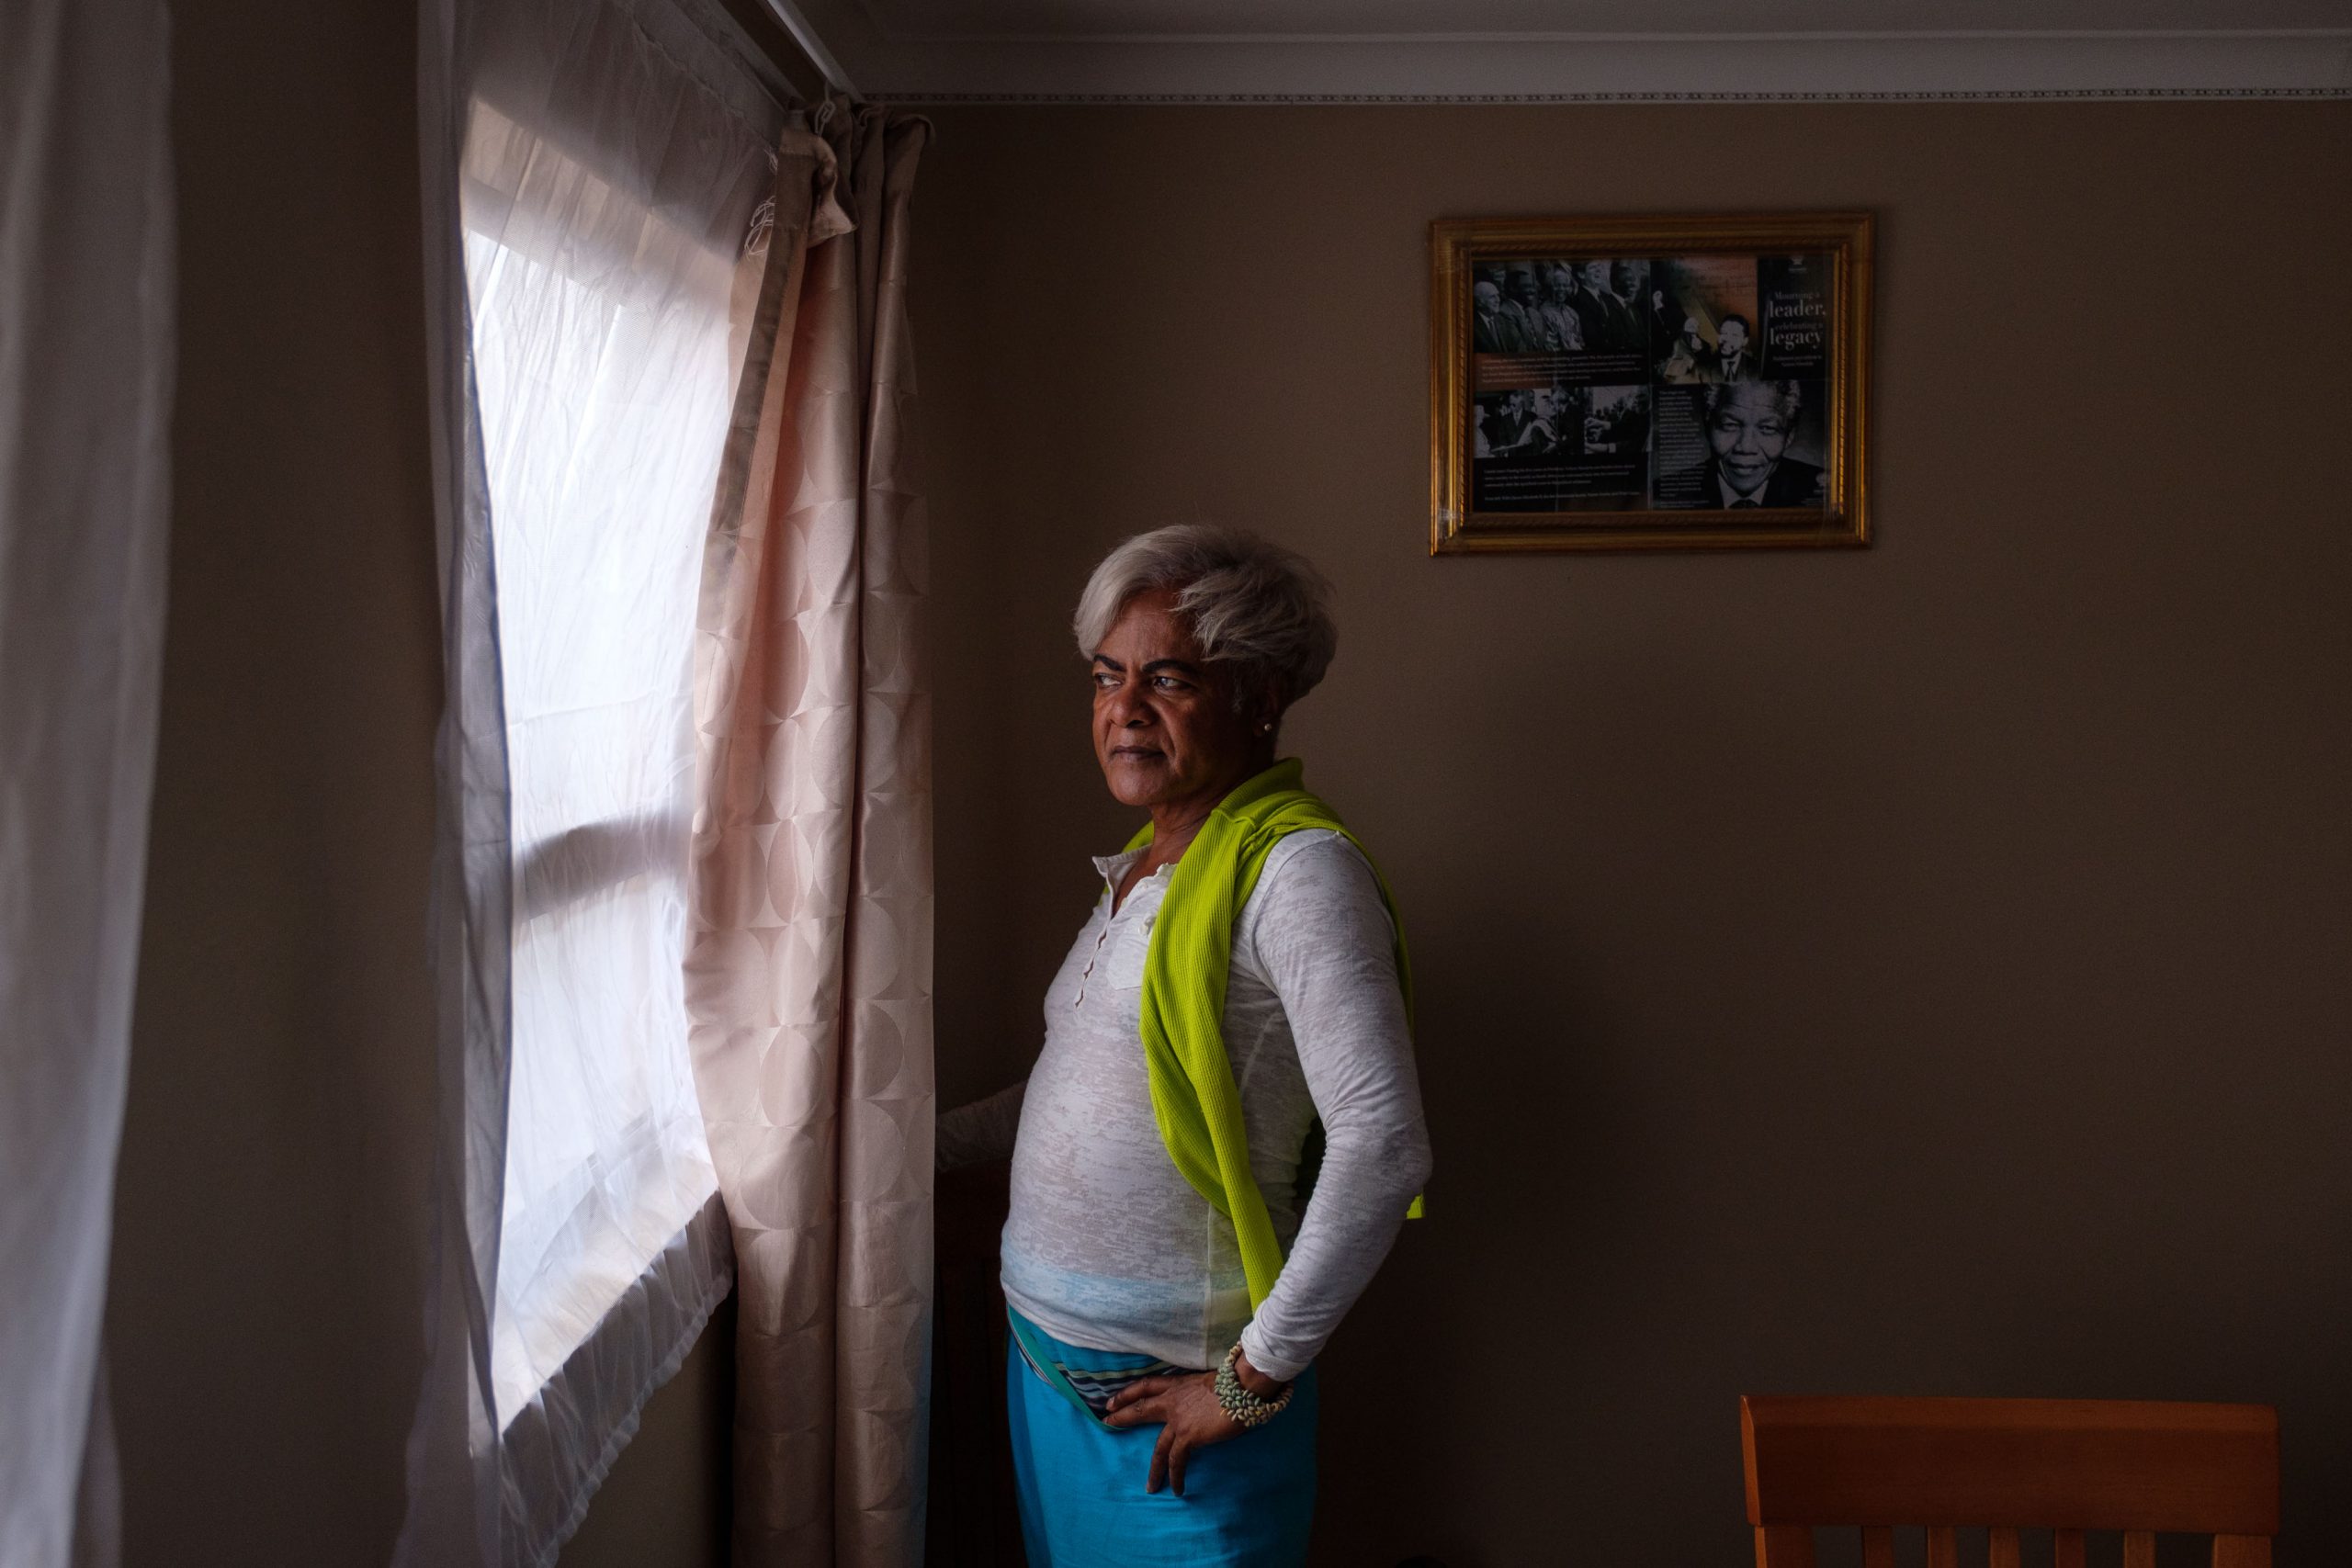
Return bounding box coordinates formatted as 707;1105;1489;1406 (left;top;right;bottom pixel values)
461;103;742;1426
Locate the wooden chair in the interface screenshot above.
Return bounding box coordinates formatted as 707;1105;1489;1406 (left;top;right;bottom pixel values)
1741;1395;2278;1568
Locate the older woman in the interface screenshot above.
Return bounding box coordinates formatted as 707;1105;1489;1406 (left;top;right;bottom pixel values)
938;525;1432;1567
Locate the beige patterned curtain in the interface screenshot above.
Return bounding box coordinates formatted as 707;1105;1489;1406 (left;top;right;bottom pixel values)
686;103;934;1566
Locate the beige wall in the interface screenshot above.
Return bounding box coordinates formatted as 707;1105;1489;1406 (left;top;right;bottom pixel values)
109;0;439;1559
107;1;722;1562
914;104;2352;1564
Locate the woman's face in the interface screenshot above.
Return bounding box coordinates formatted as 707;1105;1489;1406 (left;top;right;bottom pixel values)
1090;588;1268;812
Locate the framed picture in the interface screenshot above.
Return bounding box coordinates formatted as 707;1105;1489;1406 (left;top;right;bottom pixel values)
1429;211;1873;553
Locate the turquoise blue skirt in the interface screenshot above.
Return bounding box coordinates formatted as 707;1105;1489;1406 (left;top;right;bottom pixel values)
1005;1308;1318;1568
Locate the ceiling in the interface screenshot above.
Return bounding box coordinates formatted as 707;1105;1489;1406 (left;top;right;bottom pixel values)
769;0;2352;100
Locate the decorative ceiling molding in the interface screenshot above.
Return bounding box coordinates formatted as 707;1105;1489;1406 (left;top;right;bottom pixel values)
777;0;2352;102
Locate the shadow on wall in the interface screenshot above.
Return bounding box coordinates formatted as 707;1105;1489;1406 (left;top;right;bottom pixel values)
1303;888;1635;1568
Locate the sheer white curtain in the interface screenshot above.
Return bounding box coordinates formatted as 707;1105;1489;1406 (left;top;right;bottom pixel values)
400;0;786;1560
465;94;746;1429
0;0;174;1564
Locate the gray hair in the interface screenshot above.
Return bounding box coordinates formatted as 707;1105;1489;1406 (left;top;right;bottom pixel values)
1073;525;1338;709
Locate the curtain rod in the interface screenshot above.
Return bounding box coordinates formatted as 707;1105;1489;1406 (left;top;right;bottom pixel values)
763;0;859;100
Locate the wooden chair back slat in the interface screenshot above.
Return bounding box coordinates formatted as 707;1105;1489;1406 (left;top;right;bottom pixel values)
1742;1395;2279;1535
1813;1522;2266;1568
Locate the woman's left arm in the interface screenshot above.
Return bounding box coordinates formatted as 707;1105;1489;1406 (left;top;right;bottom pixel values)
1236;833;1432;1383
1103;835;1430;1493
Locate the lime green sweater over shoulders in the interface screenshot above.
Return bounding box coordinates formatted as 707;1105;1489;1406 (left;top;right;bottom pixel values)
1124;758;1418;1311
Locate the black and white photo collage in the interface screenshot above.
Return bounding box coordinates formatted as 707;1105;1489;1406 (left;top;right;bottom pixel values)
1470;253;1835;514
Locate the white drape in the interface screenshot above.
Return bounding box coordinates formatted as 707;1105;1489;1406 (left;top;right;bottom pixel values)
0;0;175;1563
465;98;741;1432
401;0;786;1561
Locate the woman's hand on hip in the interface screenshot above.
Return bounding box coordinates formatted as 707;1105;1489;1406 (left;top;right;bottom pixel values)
1100;1372;1239;1495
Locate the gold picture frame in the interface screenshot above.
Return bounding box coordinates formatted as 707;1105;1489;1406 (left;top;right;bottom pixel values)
1430;211;1873;553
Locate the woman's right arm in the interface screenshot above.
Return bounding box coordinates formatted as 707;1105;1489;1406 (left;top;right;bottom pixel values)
936;1077;1028;1171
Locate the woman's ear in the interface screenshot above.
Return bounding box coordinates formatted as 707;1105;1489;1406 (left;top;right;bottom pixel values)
1255;686;1285;738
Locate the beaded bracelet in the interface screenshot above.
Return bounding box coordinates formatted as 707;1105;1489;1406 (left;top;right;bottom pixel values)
1214;1343;1295;1429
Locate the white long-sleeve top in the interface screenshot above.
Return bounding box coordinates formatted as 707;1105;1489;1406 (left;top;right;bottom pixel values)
938;829;1431;1382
